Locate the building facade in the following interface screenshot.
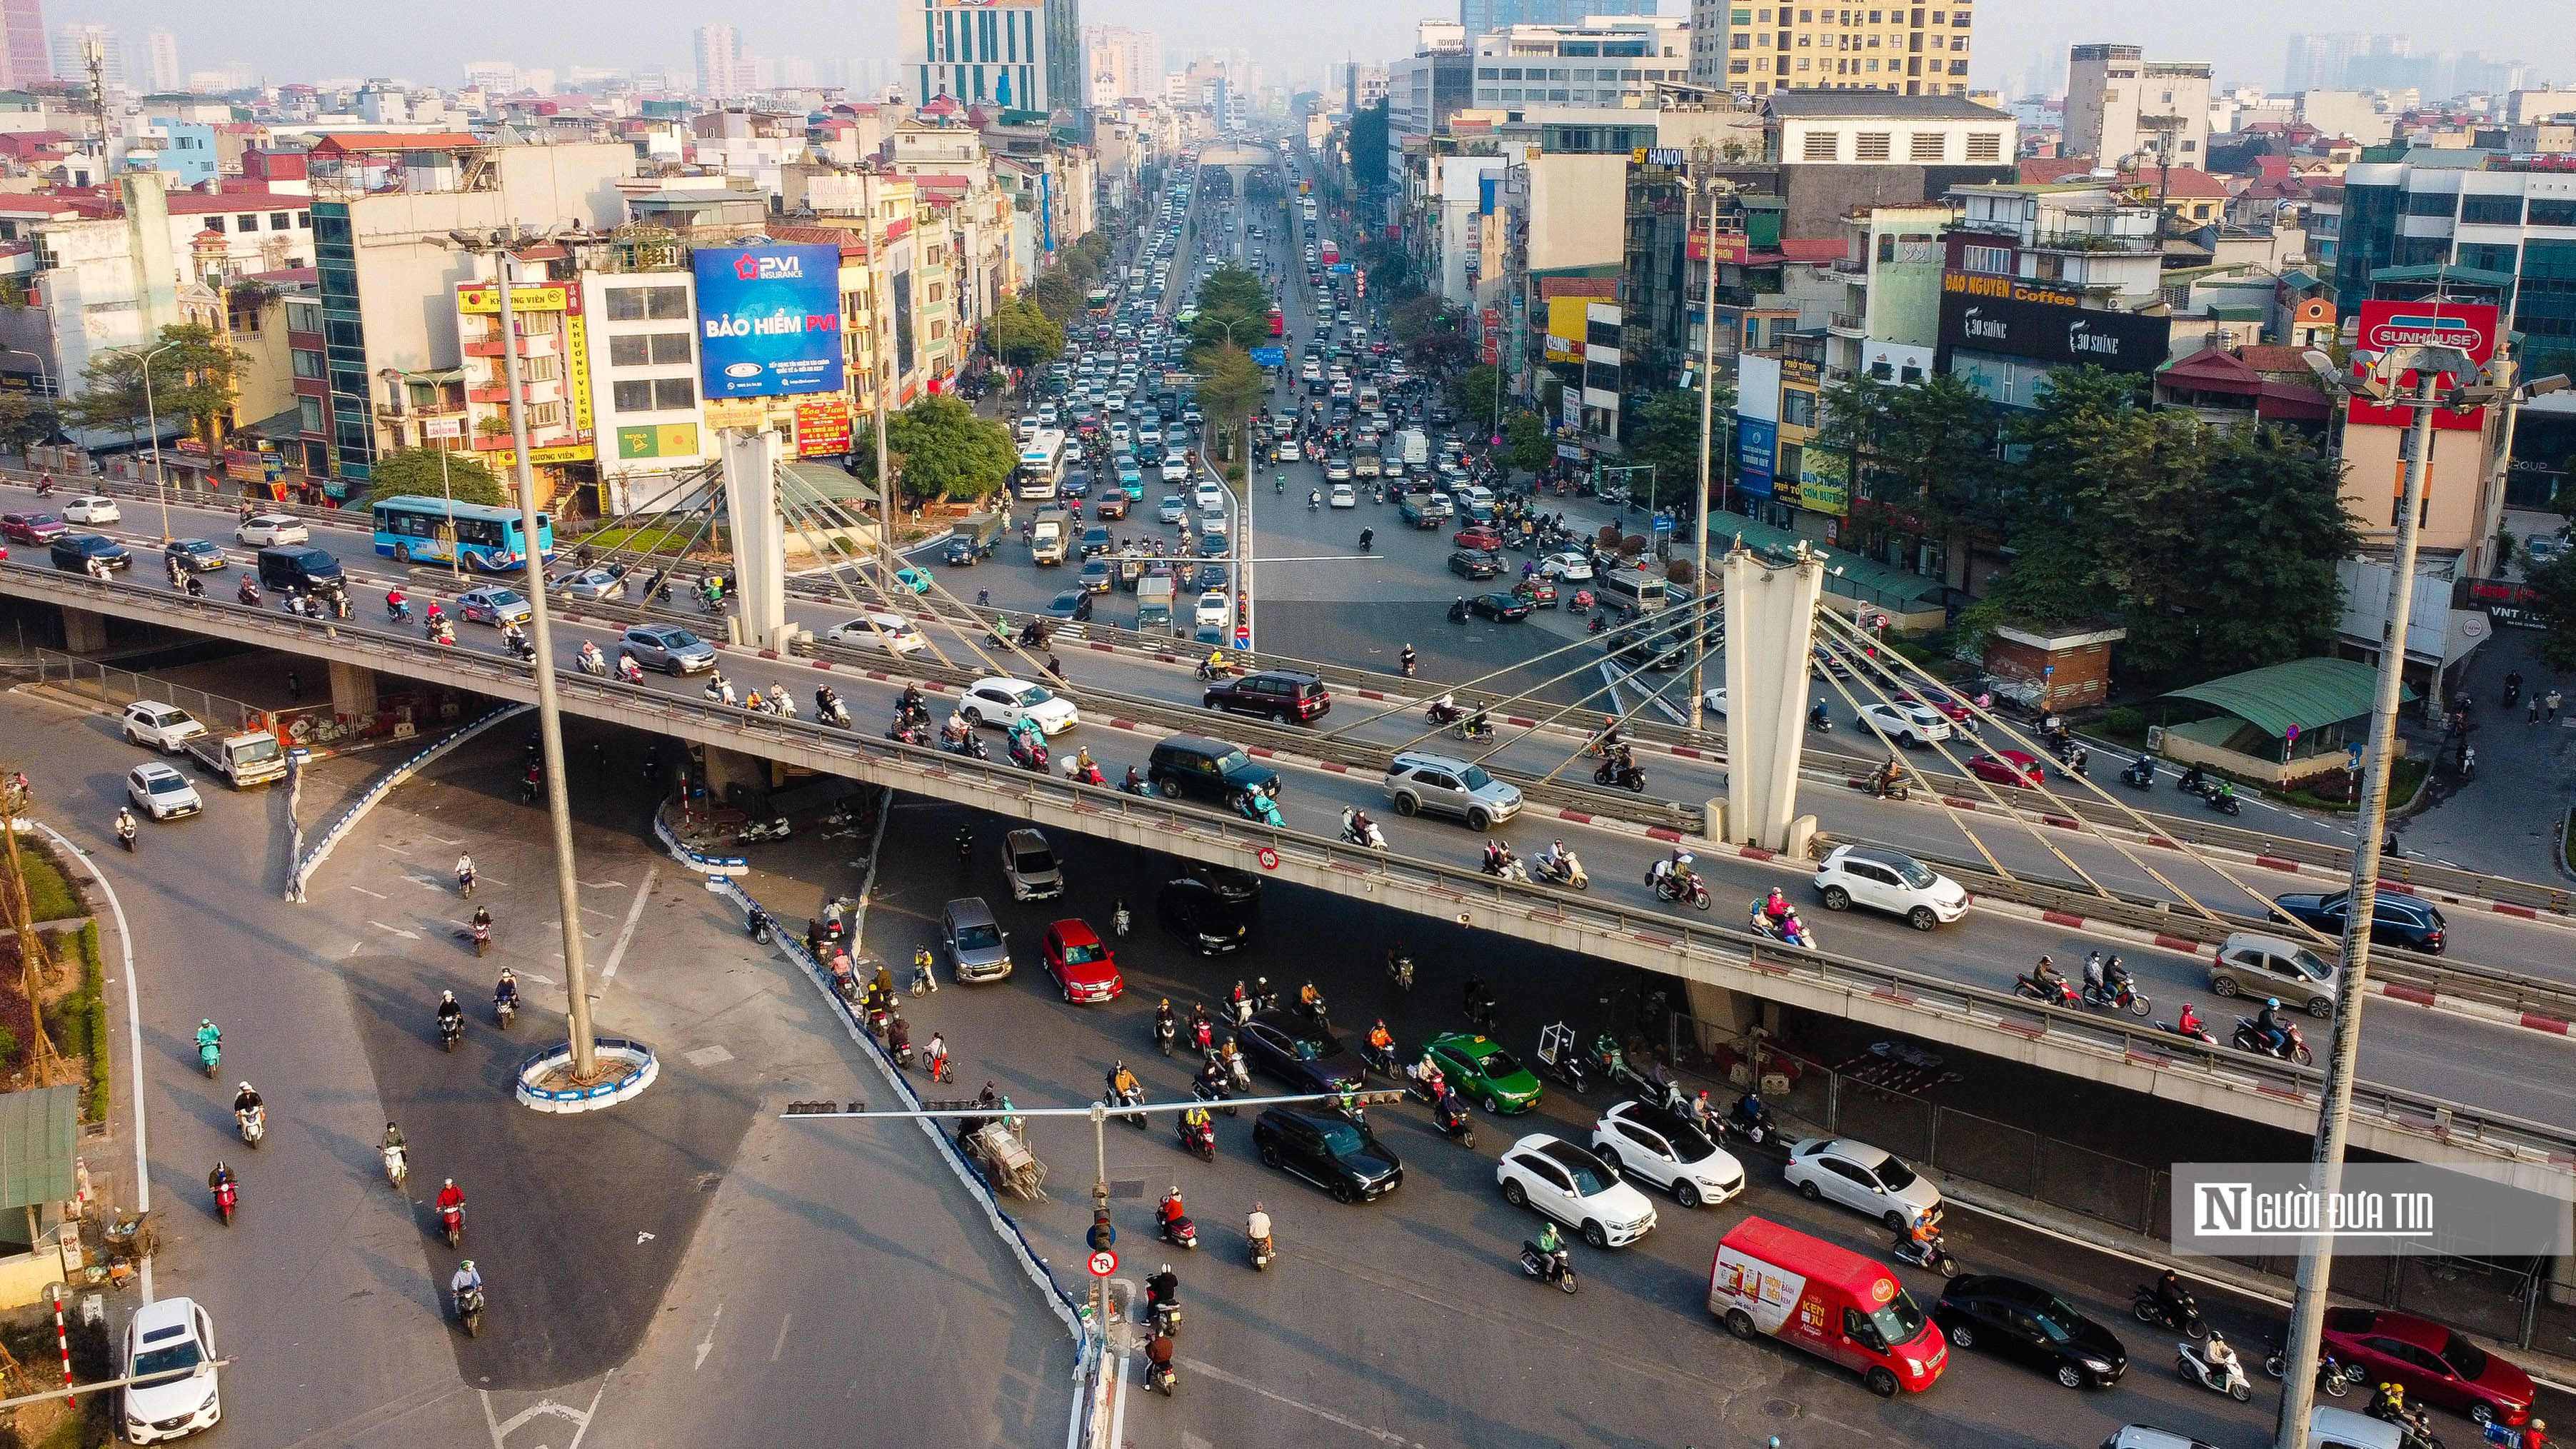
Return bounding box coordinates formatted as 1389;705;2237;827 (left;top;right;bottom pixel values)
907;0;1058;113
2064;44;2211;169
1470;16;1688;110
1693;0;1975;98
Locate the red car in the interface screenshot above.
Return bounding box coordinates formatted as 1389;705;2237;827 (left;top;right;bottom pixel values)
1;512;66;546
1041;920;1123;1004
2323;1308;2533;1426
1965;750;2044;788
1895;688;1974;723
1452;525;1504;551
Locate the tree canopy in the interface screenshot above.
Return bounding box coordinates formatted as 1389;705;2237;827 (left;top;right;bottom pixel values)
64;323;244;446
848;393;1018;504
1624;384;1735;510
1190;344;1268;443
1186;265;1276;355
1348;100;1389;193
366;448;511;508
988;296;1065;369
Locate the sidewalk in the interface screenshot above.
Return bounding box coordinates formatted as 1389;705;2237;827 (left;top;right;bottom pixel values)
2391;625;2576;879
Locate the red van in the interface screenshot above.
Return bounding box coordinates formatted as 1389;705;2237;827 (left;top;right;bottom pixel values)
1707;1217;1948;1397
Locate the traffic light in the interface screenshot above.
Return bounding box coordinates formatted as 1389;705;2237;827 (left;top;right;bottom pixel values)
1087;1210;1116;1251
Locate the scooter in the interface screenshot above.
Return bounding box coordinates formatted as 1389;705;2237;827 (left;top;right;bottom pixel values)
1248;1233;1275;1272
2120;756;2156;790
199;1036;221;1078
213;1173;237;1226
441;1200;466;1249
576;648;608;678
1533;1023;1588;1094
494;991;516;1031
1724;1097;1778;1147
2264;1340;2352;1398
1234;790;1286;828
236;1106;266;1148
1159;1206;1199;1250
820;698;853;729
1519;1240;1577;1294
456;1284;486;1339
439;1013;463;1052
1593;758;1646;792
1434;1093;1476;1150
2234;1016;2312;1066
2176;1338;2252;1402
1748;906;1818;951
1533;851;1588;889
2132;1283;2207;1338
1340;809;1388;851
1155;1013;1178;1056
2083;975;2153;1017
1176;1113;1217;1163
472;921;490;958
2157;1017;2220;1046
616;655;645;685
1891;1231;1960;1279
1648;867;1712;911
2014;973;2080;1008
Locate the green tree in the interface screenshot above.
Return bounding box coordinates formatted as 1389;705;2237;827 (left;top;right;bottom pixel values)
849;393;1018;505
1624;384;1735;510
366;447;511;508
1348;100;1389;193
1187;264;1276;353
64;323;244;447
1452;364;1504;425
988;297;1065;368
1818;371;1995;553
1189;344;1268;444
0;391;59;456
1503;411;1552;476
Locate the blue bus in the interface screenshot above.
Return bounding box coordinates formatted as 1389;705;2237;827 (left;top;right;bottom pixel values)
369;496;555;572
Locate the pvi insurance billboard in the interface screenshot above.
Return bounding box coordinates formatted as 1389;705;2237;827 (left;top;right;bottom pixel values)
693;244;845;399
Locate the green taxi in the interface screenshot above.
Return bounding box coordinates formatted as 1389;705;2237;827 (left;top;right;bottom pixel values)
1424;1032;1543;1114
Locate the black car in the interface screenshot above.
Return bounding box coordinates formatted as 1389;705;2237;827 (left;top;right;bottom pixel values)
1447;548;1502;580
1160;873;1255;953
1168;858;1261;904
50;533;131;572
2272;889;2445;954
163;538;228;572
1252;1107;1403;1203
1043;589;1095;623
1146;733;1281;806
1467;592;1532;623
1236;1009;1367;1094
1931;1275;2128;1389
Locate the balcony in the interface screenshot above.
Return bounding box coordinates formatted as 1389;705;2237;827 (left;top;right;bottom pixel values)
1828;312;1866;337
1829;256;1868;280
460;333;559;360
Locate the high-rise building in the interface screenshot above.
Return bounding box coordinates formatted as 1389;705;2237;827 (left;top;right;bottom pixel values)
51;21;119;91
0;0;44;88
1046;0;1081;117
2064;44;2209;167
905;0;1073;113
1691;0;1975;98
1083;24;1162;106
1463;0;1650;37
144;25;176;92
1469;16;1685;109
462;60;518;94
695;24;754;97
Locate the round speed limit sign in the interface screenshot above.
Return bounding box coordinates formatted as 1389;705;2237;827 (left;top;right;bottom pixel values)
1256;847;1281;870
1088;1250;1117;1278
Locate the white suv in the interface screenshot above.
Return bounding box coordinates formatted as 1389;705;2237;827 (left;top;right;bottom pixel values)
1813;844;1968;931
1496;1133;1658;1248
122;701;207;753
1590;1100;1744;1209
1858;700;1952;748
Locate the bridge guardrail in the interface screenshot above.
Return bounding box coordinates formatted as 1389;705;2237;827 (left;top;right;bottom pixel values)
14;558;2576;1165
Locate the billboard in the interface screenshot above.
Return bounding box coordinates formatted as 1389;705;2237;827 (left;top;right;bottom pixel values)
1735;418;1778;499
2346;300;2500;433
1937;271;2168;375
616;423;703;461
693;244;846;400
456;279;593;453
793;399;853;457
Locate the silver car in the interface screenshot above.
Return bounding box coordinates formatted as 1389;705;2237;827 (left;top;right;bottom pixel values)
941;896;1012;983
1002;829;1066;902
1383;750;1523;832
619;623;716;675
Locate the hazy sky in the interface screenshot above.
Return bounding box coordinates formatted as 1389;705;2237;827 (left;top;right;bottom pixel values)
76;0;2573;96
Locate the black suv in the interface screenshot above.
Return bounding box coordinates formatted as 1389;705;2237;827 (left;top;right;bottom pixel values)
1146;733;1281;805
1202;670;1330;724
50;533;131;572
1252;1107;1403;1203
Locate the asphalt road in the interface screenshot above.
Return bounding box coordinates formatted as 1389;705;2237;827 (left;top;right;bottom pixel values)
1;690;1072;1447
846;791;2576;1449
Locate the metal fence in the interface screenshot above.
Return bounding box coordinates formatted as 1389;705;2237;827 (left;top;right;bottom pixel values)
1634;1005;2561;1350
35;649;266;735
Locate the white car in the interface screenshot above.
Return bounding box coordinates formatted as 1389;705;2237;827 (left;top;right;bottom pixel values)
824;611;926;657
63;494;121;524
1161;456;1191;483
1329;483;1356;508
1858;699;1953;747
1783;1137;1944;1231
121;1295;221;1443
560;566;626;601
1590;1100;1745;1208
235;513;308;546
1497;1133;1658;1248
1194;481;1227;514
960;676;1080;736
121;700;206;752
1813;843;1969;931
1016;415;1040;441
1539;553;1594;583
126;762;204;820
1194;591;1230;628
1701;688;1725;718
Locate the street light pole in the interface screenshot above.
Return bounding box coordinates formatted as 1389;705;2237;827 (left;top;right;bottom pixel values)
137;343;177;542
1688;151;1722;734
486;239;602;1082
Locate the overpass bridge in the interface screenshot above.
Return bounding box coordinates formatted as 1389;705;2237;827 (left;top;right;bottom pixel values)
6;556;2572;1183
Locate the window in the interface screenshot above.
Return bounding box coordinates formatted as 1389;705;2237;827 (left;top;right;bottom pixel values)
1878;234;1895;262
647;286;690;319
1803;130;1840;160
1728;61;1748;74
291;349;325;379
651;333;692;364
1733;32;1750;47
525;402;562;428
298;396;325;434
606;288;646;322
608;335;649;367
1962;243;2010;274
2530;199;2576;229
237;214;259;231
271;212;291;230
1797;55;1810;67
1855;132;1891;159
613;380;653;411
1910;131;1945;161
2460;194;2525;226
1781;388;1817;426
653;378;696;410
204;216;224;233
2457;243;2517;274
2402;191;2457;218
1965;131;2002;160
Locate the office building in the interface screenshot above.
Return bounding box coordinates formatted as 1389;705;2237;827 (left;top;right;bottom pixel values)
50;21;116;90
906;0;1074;113
1083;24;1162;106
0;0;46;89
144;25;176;93
695;24;754;98
1046;0;1081;118
1470;16;1687;110
2064;44;2210;169
1693;0;1975;99
1463;0;1652;35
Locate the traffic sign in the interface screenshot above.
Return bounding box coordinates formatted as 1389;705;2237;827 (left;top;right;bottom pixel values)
1256;847;1280;870
1088;1250;1118;1278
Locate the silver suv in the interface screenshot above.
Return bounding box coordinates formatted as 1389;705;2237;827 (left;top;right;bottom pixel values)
620;624;717;675
941;897;1012;983
1383;751;1523;832
1002;828;1065;902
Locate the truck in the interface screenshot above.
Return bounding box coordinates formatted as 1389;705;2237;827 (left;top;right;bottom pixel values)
943;511;1006;566
186;729;287;789
1136;573;1176;631
1030;508;1071;566
1398;428;1430;468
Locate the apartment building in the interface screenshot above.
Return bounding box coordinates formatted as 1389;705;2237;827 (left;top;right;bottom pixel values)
2064;45;2212;169
1691;0;1975;99
1470;16;1688;111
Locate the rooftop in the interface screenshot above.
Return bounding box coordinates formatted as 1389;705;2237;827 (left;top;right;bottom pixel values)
1765;91;2011;123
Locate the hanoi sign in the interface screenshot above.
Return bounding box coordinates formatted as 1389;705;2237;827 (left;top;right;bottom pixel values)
693;244;846;401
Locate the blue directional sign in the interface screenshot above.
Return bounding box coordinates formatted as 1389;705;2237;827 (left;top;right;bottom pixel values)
1327;262;1356;274
1249;347;1287;366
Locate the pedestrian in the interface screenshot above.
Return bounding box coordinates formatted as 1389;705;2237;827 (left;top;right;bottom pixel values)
2551;688;2565;724
2532;695;2544;724
284;667;301;701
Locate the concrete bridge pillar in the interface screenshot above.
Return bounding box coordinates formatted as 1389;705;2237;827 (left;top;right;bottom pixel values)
1718;543;1825;852
329;661;378;720
701;745;773;815
60;606;106;654
721;426;790;651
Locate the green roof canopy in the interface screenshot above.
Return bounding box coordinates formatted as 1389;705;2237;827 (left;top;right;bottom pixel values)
0;1086;79;1212
2165;657;2410;741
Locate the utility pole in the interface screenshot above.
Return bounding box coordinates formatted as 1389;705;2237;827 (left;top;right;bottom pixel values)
489;240;601;1082
1688;146;1723;734
137;342;177;543
862;176;897;593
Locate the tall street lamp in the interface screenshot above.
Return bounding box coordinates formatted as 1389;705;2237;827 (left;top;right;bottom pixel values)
381;366;466;583
136;341;179;542
2270;344;2569;1449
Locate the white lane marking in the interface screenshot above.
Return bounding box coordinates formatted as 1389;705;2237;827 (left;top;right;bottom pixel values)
347;885;386;898
692;1303;722;1371
598;871;656;981
577;879;627;889
369;921;419;940
1180;1357;1424;1445
769;1313;792;1363
637;1230;656;1243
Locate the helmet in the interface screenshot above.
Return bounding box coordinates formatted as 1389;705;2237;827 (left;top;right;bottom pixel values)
461;1259;476;1272
1160;1263;1173;1275
443;1178;454;1187
2267;998;2280;1009
500;968;514;978
201;1018;213;1028
239;1081;252;1092
2038;956;2053;967
441;990;456;1002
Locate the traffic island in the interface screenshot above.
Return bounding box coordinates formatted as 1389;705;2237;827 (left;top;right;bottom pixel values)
514;1038;658;1113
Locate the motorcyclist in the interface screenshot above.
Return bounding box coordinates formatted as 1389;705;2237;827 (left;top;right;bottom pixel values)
436;1177;465;1219
2177;1003;2206;1038
456;853;476;893
451;1258;483;1301
1181;1103;1213;1142
1110;1061;1142;1103
1342;806;1378;843
1368;1019;1395;1057
2178;761;2209;795
577;639;604;672
1298;981;1324;1015
1729;1091;1768;1135
1246;1202;1273;1255
501;620;528;655
1158;1185;1188;1232
2083;951;2108;1001
2028;955;2069;999
1204;648;1228;678
1145;1264;1180;1316
1868;756;1908;798
1425;691;1460;725
1193;1056;1228;1098
195;1018;221;1061
1533;1220;1567;1276
231;1081;264;1121
2155;1268;2193;1323
382;1121;406;1153
470;905;492;936
1122;765;1147;793
2202;1329;2243;1390
493;969;520;1012
115;807;138;846
436;990;464;1036
1903;1205;1940;1253
2256;998;2288;1055
1649;848;1698;896
1537;839;1572;876
899;683;926;720
1760;887;1793;929
816;684;843;720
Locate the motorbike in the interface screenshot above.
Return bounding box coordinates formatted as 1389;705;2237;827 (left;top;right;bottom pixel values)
1725;1098;1778;1147
1748;907;1818;951
1433;1093;1476;1150
504;633;536;663
1177;1113;1217;1163
1424;701;1465;728
1568;589;1595;611
2264;1340;2353;1398
819;697;853;729
2175;1338;2252;1403
2083;976;2153;1018
1155;1013;1178;1056
387;597;411;623
494;991;516;1031
213;1173;237;1226
1249;1233;1275;1272
1196;658;1234;681
1362;1036;1400;1076
199;1036;221;1078
1341;809;1388;851
1008;737;1050;772
2157;1017;2220;1046
941;731;992;761
576;647;607;677
737;817;791;844
704;677;739;708
1648;866;1712;911
1357;530;1373;552
1891;1231;1960;1279
236;1106;265;1148
456;1284;486;1339
1483;851;1529;883
616;656;645;685
1519;1240;1578;1294
2120;756;2156;790
116;818;138;853
2234;1016;2313;1066
1111;1084;1147;1129
1149;1297;1183;1340
2205;786;2243;816
2133;1283;2208;1338
439;1012;463;1052
1809;701;1833;733
473;921;491;958
1533;1023;1588;1094
2014;973;2080;1008
239;580;263;607
1159;1208;1199;1250
1533;851;1588;889
1234;790;1286;828
441;1200;466;1249
1062;755;1106;787
383;1142;408;1188
1593;758;1646;792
